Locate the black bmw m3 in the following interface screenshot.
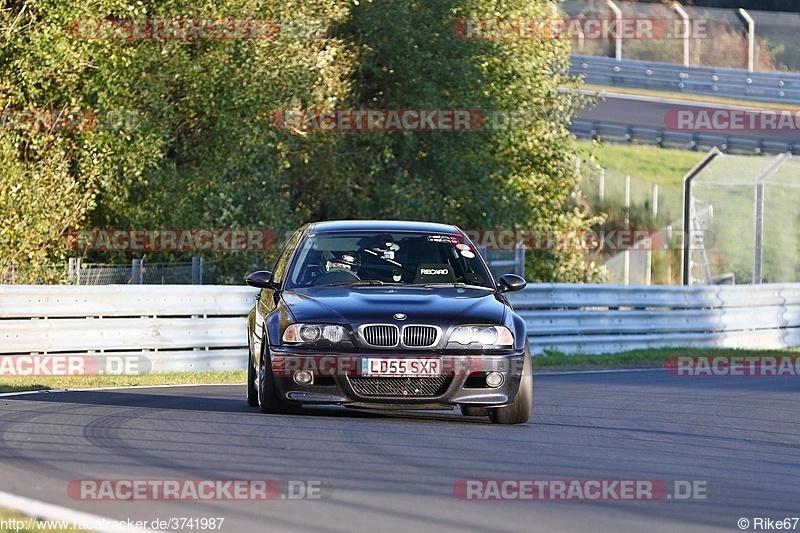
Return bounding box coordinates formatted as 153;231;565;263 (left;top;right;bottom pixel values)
245;220;532;424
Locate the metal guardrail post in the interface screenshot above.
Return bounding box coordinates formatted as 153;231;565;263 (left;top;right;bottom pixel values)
672;3;690;68
606;0;622;61
738;9;755;73
682;147;722;285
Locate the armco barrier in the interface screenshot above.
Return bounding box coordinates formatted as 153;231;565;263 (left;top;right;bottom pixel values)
0;285;255;373
570;54;800;105
508;283;800;355
570;119;799;155
1;284;799;371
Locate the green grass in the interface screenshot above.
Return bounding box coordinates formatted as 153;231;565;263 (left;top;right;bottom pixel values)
574;139;706;234
575;139;705;194
0;370;247;394
531;347;800;371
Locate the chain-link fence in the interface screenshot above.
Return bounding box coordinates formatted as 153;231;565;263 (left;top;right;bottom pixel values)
0;258;223;285
66;258;222;285
576;157;683;285
561;1;800;73
478;246;526;280
685;150;800;285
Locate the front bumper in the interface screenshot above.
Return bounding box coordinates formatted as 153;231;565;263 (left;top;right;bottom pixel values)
267;347;526;408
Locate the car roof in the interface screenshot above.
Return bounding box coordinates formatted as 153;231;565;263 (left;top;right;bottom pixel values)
307;220;462;234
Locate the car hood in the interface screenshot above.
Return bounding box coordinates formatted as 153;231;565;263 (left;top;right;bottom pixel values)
281;286;506;327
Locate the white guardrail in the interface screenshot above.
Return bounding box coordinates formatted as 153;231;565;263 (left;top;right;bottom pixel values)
1;284;799;372
510;283;800;355
0;285;255;373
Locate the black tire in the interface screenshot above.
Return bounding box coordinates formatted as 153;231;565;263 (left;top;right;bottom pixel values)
247;338;259;407
489;347;533;425
258;345;300;415
461;406;489;417
258;351;282;414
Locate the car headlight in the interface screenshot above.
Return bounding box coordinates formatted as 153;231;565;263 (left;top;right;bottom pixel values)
282;324;350;345
448;325;514;348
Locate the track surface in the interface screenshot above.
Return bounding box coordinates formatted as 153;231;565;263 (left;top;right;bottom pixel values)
577;93;800;144
1;372;798;532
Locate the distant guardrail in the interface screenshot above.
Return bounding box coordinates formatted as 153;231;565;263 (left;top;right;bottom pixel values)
571;54;800;105
571;119;799;155
509;283;800;355
2;284;800;371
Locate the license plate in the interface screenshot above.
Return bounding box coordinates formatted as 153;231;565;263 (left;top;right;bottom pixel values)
361;358;441;377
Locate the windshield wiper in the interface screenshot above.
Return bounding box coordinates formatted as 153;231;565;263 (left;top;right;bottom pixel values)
415;282;494;290
323;280;386;287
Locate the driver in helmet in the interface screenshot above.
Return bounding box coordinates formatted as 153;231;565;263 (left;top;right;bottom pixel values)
319;250;361;278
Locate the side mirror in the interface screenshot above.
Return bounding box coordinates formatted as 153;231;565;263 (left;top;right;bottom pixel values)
497;274;527;293
246;270;277;289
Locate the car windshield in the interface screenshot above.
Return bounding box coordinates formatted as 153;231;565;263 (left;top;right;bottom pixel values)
286;230;494;289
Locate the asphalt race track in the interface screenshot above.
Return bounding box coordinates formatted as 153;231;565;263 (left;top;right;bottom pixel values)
1;372;798;532
577;92;800;145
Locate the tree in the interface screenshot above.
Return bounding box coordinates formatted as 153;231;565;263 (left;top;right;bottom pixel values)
294;0;606;281
2;0;605;284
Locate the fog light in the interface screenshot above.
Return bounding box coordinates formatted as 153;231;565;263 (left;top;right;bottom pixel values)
486;372;503;388
294;370;314;385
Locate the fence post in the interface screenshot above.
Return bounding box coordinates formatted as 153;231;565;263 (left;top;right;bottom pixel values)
653;184;659;219
131;259;143;285
682;148;722;285
606;0;622;61
192;256;204;285
624;174;631;229
623;250;630;285
672;3;690;68
599;168;605;208
738;9;755;73
666;225;673;285
68;257;80;285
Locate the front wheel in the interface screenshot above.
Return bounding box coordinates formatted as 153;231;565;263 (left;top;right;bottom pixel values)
247;353;259;407
461;406;488;417
258;349;300;414
489;348;533;425
247;329;259;406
